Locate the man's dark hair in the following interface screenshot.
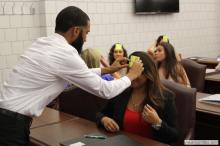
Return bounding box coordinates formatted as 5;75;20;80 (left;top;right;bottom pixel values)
55;6;90;33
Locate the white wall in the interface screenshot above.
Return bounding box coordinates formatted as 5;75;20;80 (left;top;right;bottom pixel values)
0;0;220;83
0;0;46;83
44;0;220;58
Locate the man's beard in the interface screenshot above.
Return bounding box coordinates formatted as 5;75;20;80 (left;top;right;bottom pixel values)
71;32;84;54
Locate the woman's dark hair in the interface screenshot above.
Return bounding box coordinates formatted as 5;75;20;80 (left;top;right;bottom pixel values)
108;43;128;65
129;51;165;112
158;42;188;85
55;6;90;33
156;35;170;47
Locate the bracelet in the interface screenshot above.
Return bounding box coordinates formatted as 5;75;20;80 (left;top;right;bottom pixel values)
152;120;162;130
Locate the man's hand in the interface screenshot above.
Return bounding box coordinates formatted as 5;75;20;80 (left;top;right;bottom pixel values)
101;57;128;74
112;57;128;68
126;61;144;81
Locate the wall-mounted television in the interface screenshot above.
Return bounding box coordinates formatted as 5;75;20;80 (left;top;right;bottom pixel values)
135;0;179;14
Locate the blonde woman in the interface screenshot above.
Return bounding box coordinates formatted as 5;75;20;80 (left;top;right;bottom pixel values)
81;49;115;80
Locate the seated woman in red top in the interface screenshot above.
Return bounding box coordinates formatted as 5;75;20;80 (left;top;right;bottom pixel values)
96;51;178;145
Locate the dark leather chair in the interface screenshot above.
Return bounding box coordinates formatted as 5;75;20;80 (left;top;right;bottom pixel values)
59;88;108;122
162;80;196;146
181;59;206;92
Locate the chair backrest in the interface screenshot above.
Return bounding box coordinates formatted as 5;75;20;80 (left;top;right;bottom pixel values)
181;59;206;92
162;80;196;146
59;88;108;122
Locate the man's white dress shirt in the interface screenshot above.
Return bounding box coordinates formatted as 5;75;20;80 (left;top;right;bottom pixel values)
0;33;131;117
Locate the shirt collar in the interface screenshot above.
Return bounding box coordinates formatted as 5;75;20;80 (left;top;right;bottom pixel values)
53;33;69;44
52;33;79;54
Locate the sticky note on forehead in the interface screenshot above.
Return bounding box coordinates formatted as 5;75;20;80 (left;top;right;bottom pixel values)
162;35;169;42
129;55;140;68
115;43;123;51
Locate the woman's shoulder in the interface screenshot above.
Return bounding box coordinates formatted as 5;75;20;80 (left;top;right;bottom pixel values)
118;68;128;77
111;88;132;102
176;63;185;73
162;89;175;102
101;74;114;81
161;89;176;112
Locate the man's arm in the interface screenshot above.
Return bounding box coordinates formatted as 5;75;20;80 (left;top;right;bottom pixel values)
101;57;143;81
51;52;143;99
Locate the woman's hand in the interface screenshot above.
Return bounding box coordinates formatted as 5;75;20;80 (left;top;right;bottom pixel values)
101;116;120;132
111;57;129;70
142;104;162;125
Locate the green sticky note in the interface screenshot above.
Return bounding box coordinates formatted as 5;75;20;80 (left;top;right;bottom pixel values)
129;55;140;68
115;43;123;51
162;35;169;42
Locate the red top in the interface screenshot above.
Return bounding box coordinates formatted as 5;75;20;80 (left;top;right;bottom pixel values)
123;108;153;138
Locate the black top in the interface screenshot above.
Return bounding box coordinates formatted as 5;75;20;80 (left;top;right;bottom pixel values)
96;88;179;145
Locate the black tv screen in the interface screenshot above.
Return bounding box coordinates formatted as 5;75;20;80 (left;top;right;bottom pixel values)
135;0;179;14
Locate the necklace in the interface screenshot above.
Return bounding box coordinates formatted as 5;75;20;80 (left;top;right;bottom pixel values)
131;102;140;111
130;95;144;111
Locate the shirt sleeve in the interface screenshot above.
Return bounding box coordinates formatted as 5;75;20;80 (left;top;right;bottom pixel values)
89;68;101;76
47;50;131;99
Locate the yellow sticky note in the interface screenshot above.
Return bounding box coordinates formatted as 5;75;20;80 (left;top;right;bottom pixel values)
162;35;169;42
129;55;140;68
115;43;123;51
